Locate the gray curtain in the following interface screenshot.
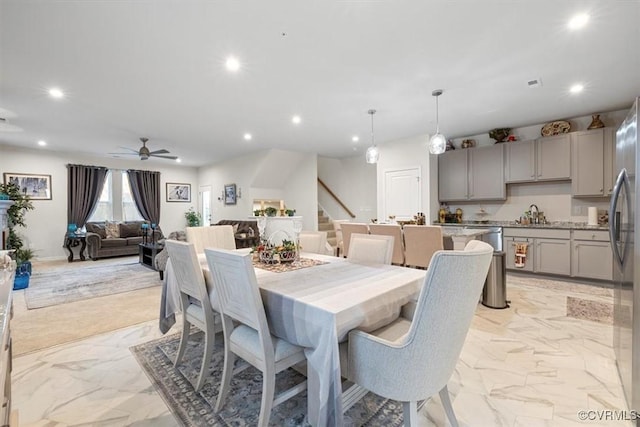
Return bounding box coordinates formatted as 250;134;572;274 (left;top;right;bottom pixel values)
127;169;161;225
67;164;108;226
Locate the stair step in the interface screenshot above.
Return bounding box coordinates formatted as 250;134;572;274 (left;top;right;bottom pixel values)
318;216;330;224
318;223;333;231
327;237;337;246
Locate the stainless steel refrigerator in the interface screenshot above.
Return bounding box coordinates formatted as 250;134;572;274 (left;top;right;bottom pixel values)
610;96;639;415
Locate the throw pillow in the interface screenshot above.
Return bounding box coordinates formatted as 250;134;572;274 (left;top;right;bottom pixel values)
85;222;107;239
233;224;239;235
105;220;120;239
119;222;141;238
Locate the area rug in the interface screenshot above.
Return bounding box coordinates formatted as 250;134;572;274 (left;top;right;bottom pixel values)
25;262;160;309
566;296;613;324
131;331;404;427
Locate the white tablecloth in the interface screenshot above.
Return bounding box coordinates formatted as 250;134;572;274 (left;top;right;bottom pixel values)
160;252;426;427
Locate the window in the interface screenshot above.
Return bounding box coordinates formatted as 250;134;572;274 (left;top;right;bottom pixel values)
87;171;143;222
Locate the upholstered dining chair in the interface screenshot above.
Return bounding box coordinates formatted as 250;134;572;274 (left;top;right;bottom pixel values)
347;240;493;426
204;248;307;427
369;223;405;265
186;225;236;255
164;240;222;392
332;219;350;257
403;225;444;269
340;222;369;258
347;233;394;264
299;230;330;254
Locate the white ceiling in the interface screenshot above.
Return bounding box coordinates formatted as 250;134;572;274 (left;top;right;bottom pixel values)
1;1;639;167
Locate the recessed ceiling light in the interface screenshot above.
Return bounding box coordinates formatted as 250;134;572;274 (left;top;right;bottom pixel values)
352;136;359;143
292;115;301;124
568;13;589;30
175;158;182;163
570;83;584;94
244;133;252;141
225;56;240;72
48;88;64;98
37;140;47;146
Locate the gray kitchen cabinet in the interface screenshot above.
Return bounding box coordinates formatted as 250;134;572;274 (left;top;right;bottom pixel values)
571;128;615;197
505;135;570;183
536;133;571;181
504;228;571;276
603;128;616;196
534;238;571;275
505;139;536;182
504;236;534;272
438;149;468;201
571;230;613;280
439;144;505;202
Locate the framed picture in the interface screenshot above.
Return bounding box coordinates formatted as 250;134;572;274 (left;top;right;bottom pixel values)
224;183;237;205
166;183;191;202
3;173;52;200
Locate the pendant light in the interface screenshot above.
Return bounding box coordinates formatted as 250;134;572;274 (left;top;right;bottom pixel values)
428;89;447;155
365;109;379;164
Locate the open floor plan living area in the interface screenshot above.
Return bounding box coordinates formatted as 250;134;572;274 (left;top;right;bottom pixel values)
1;1;640;426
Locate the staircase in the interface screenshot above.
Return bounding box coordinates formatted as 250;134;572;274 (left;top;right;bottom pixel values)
318;210;337;252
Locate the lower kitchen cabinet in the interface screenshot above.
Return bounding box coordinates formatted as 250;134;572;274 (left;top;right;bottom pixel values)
504;236;534;272
571;230;613;281
535;238;571;275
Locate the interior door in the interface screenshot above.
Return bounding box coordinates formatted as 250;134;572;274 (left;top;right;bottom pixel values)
199;186;212;226
383;167;421;221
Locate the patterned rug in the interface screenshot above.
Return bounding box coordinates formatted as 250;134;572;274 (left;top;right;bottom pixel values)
131;331;404;426
25;262;161;309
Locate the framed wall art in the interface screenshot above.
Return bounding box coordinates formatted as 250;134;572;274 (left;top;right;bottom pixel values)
3;173;52;200
224;183;237;205
166;182;191;202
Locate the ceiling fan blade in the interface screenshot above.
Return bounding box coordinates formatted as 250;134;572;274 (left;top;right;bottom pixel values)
118;146;140;153
108;152;138;156
150;154;179;160
148;149;170;155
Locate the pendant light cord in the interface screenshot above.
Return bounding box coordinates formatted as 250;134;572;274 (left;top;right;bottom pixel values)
369;109;376;147
435;95;440;134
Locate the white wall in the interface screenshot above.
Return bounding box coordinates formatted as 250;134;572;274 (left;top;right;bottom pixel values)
317;156;377;223
0;144;198;259
198;149;318;231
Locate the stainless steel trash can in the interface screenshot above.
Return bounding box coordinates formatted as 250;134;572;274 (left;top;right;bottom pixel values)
482;251;508;309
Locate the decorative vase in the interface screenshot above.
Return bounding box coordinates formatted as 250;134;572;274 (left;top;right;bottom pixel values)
259;250;277;264
13;261;31;290
587;114;605;129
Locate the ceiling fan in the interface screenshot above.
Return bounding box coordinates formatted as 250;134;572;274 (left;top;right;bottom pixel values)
110;137;178;160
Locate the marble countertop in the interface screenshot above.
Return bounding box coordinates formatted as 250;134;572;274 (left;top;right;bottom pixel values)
435;221;610;231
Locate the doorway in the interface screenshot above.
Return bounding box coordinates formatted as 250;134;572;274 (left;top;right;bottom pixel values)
199;186;212;226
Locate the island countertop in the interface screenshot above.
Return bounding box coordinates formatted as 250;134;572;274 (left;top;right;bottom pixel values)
435;221;609;231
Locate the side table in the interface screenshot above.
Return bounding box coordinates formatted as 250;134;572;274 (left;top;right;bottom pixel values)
64;232;87;262
139;243;164;271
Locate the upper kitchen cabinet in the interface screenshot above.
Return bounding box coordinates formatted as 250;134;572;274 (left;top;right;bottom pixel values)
505;134;571;183
439;144;505;202
571;128;615;197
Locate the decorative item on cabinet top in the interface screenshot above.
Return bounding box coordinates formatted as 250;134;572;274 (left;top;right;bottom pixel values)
489;128;511;143
446;139;456;151
587;114;605;130
461;139;476;149
540;120;571;136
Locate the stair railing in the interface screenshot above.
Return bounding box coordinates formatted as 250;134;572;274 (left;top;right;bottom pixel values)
317;178;356;219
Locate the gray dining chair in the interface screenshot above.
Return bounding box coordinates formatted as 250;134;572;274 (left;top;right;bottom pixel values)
204;248;307;427
347;240;493;426
165;240;222;391
347;233;394;264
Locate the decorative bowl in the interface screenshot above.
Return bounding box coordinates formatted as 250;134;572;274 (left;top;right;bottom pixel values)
259;251;277;264
278;250;296;263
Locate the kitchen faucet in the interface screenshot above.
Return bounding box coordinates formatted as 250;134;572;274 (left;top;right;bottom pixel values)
529;204;540;224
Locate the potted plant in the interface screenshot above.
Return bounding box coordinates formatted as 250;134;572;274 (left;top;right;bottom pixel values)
264;207;278;217
0;182;35;289
253;209;263;216
285;209;296;217
184;207;202;227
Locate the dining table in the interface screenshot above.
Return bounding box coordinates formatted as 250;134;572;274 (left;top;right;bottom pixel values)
160;251;427;427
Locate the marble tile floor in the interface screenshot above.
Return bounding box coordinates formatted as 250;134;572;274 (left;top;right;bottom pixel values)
12;274;632;426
